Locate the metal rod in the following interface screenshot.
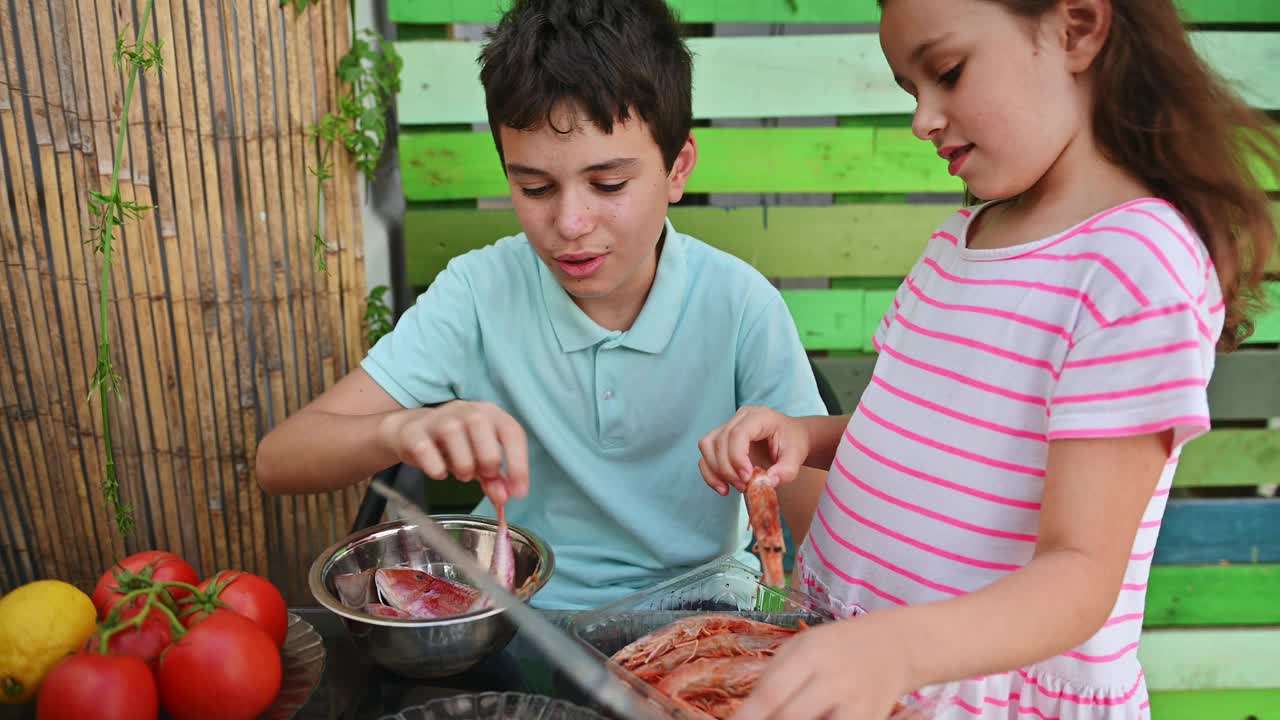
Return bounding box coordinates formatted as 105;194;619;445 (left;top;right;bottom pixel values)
368;479;670;720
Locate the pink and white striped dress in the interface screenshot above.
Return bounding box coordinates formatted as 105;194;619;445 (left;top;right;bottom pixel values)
794;198;1223;719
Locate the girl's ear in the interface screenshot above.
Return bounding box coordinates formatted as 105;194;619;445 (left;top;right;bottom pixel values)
1057;0;1111;74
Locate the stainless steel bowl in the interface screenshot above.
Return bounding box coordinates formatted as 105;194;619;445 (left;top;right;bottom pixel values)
308;515;555;679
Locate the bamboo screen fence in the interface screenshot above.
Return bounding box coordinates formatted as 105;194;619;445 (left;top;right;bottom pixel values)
0;0;368;603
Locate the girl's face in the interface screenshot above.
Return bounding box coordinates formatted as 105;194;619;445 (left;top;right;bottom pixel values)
879;0;1092;201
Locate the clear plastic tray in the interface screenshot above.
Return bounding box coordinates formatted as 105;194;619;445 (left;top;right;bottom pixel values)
378;692;608;720
566;556;956;719
562;556;829;719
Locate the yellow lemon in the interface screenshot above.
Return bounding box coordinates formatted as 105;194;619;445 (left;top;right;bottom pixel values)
0;580;98;704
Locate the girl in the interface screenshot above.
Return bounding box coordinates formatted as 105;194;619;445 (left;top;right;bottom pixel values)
696;1;1280;718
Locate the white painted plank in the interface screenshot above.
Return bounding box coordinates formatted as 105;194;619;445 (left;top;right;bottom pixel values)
1140;628;1280;691
395;32;1280;124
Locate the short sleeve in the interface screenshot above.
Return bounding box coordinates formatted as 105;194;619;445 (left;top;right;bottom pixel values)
736;295;829;417
1048;300;1215;451
872;278;911;350
360;261;482;408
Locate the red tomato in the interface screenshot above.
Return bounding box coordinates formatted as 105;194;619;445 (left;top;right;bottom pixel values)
157;610;282;720
182;570;288;646
92;550;200;618
36;653;158;720
86;604;175;670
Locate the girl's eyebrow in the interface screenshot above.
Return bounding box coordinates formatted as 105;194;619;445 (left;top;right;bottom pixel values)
909;31;955;63
892;30;956;87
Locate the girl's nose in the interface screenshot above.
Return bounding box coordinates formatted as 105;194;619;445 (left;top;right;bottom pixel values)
911;95;946;142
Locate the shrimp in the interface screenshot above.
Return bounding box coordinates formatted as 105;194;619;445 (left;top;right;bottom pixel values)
745;469;786;587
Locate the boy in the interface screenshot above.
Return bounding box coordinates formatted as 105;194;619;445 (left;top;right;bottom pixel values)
255;0;828;609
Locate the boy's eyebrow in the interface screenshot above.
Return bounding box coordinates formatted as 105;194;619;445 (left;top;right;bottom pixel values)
582;158;639;173
505;158;639;176
506;163;548;176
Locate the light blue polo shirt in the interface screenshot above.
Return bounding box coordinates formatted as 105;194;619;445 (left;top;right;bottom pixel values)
362;219;826;609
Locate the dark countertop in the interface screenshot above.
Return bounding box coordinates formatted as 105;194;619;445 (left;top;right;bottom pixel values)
0;608;590;720
292;607;584;719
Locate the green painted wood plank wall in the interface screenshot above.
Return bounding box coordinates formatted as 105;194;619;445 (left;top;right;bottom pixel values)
398;127;1280;201
394;33;1280;124
388;0;1280;25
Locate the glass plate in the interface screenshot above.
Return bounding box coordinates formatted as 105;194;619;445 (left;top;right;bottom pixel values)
378;691;608;720
258;612;327;720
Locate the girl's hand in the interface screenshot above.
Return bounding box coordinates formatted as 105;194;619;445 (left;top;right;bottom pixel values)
731;615;914;720
378;400;529;504
698;406;811;495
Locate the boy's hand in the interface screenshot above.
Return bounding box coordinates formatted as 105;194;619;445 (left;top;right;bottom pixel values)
379;401;529;504
698;406;810;496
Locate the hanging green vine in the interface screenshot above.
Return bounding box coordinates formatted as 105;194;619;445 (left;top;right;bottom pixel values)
280;0;318;14
88;0;163;535
306;30;402;272
364;285;394;346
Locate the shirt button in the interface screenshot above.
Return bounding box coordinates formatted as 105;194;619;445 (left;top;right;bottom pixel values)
603;390;614;400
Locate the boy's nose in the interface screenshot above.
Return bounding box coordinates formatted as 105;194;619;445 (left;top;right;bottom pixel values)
554;193;595;240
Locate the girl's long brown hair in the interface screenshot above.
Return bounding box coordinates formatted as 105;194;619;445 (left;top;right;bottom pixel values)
884;0;1280;350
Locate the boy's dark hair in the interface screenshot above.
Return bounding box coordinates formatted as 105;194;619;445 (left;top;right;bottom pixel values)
478;0;694;171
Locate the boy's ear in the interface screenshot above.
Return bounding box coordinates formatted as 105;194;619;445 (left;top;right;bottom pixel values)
1057;0;1110;74
666;134;698;204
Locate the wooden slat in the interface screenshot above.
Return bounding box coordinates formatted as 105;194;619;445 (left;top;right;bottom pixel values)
402;205;955;284
0;0;367;601
809;349;1279;484
1146;564;1280;627
1178;422;1280;486
1147;689;1280;720
1154;499;1280;564
778;283;1280;351
186;0;237;575
119;23;186;561
334;0;366;543
402;208;1280;358
1203;348;1280;421
40;0;116;578
1252;282;1280;343
72;0;136;564
3;0;75;580
233;0;276;581
387;0;1280;25
272;1;319;586
283;0;324;421
813;352;1278;430
0;140;35;582
205;0;249;573
398;127;1280;201
781;290;866;352
153;0;216;577
399;126;952;200
394;32;1280;125
389;203;1280;285
24;0;107;582
1140;628;1280;691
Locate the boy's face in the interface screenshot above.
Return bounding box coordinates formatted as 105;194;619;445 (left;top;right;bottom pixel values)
500;103;696;323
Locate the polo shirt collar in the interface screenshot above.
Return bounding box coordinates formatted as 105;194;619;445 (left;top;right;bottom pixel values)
539;218;688;354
